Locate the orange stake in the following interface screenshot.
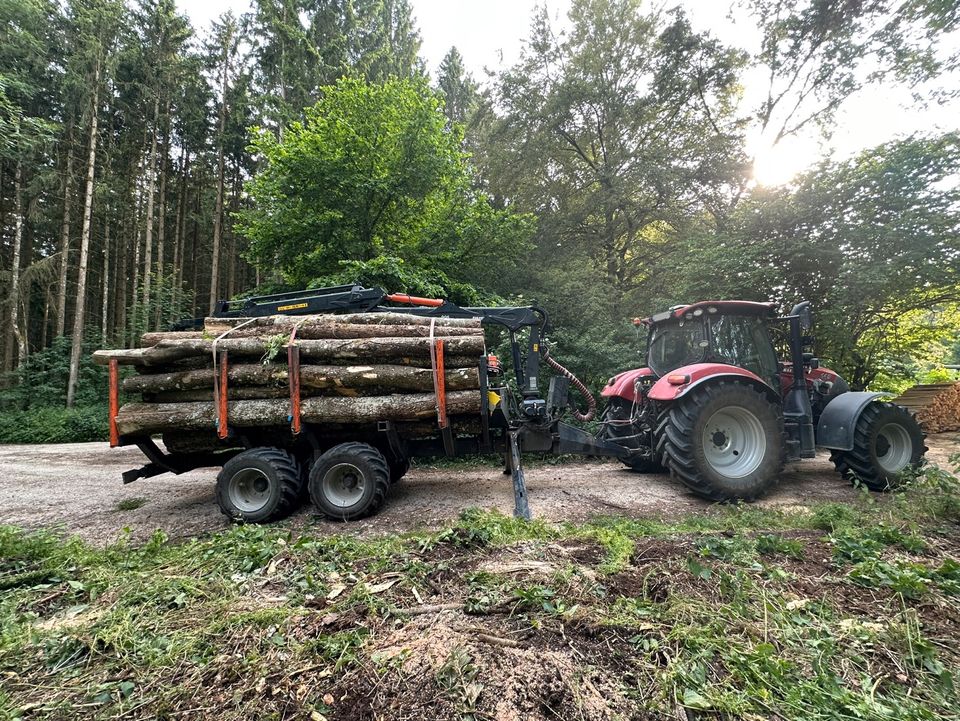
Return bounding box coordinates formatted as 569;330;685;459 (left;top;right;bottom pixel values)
435;339;448;429
218;351;229;439
108;358;119;447
288;344;302;435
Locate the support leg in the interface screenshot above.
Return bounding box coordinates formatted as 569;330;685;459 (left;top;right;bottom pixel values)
508;430;531;520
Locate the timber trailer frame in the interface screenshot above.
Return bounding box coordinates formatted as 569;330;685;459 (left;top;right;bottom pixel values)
111;284;626;522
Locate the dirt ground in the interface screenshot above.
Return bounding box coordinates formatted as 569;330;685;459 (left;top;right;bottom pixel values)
0;433;956;544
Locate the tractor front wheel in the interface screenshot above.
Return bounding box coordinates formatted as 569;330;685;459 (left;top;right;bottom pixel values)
660;381;784;501
830;403;925;491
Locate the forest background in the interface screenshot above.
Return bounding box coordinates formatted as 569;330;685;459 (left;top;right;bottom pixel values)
1;0;958;442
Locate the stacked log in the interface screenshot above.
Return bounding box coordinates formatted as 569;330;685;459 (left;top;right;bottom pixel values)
895;382;960;433
93;313;486;437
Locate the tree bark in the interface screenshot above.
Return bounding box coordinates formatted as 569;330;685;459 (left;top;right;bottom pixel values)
101;199;111;341
7;159;26;369
204;312;482;334
122;362;480;394
141;94;160;314
67;65;101;408
154;102;170;328
141;321;481;346
94;334;485;367
115;390;482;435
171;146;188;322
209;28;232;314
55;125;75;337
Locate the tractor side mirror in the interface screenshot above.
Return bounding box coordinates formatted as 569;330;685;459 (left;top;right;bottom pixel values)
790;301;813;330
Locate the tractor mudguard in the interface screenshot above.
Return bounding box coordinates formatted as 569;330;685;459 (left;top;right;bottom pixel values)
646;363;776;402
816;391;890;451
600;368;656;402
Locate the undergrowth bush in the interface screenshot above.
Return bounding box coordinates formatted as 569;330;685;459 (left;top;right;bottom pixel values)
0;405;109;443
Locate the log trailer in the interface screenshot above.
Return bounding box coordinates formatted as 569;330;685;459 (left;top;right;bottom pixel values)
108;285;927;523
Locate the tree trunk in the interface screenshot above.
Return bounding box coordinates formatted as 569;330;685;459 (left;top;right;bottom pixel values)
67;67;100;408
55;126;75;337
7;159;26;370
94;334;485;367
154;102;170;327
143;320;481;345
209;32;231;314
141;94;160;316
122;362;480;394
171;146;188;322
101;201;111;341
204;312;482;333
114;390;482;435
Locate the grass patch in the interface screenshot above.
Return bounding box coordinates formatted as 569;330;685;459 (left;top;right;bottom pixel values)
1;463;959;720
113;497;148;512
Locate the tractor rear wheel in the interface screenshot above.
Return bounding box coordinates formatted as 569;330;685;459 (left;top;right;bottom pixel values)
830;402;925;491
660;381;784;501
216;448;302;523
308;442;391;521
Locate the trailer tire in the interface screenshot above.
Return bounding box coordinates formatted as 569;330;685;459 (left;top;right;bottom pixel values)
216;448;302;523
661;381;784;501
309;442;390;520
830;402;926;491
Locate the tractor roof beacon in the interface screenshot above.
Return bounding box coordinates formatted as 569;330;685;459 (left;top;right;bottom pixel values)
600;300;926;500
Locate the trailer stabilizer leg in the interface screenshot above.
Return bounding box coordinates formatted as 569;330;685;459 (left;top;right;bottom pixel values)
508;430;531;520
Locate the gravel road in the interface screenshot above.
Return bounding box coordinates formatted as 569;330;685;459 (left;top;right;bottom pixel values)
1;433;956;544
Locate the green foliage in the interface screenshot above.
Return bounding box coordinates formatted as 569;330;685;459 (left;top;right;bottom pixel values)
0;335;108;410
239;76;533;297
0;404;108;443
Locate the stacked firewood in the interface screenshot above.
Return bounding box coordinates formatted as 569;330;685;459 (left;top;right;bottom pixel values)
93;313;486;438
895;382;960;433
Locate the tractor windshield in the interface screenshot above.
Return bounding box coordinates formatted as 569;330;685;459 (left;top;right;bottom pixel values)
648;320;708;376
708;315;779;386
648;313;779;387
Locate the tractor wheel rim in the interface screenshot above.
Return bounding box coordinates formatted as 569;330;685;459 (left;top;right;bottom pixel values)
228;468;272;513
701;406;767;479
322;463;365;508
875;423;913;474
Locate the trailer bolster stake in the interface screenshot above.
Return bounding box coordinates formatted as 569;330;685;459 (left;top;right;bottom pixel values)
109;359;120;447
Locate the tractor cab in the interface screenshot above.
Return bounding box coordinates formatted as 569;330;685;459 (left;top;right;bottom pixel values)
645;301;781;389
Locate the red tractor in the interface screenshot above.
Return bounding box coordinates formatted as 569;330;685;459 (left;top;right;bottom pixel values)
599;300;926;500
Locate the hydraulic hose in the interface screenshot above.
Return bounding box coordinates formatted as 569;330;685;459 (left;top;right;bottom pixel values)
542;348;597;422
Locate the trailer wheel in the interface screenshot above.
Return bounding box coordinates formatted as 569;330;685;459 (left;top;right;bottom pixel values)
830;402;926;491
216;448;302;523
309;442;391;520
660;381;784;501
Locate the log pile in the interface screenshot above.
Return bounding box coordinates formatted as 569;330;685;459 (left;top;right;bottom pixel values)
895;382;960;433
93;313;486;437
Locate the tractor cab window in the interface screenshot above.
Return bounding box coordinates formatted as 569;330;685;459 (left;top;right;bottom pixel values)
708;315;779;387
648;320;708;376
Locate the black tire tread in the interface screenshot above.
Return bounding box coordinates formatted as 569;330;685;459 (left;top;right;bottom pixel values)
216;447;302;523
660;381;785;502
310;442;391;520
830;402;926;491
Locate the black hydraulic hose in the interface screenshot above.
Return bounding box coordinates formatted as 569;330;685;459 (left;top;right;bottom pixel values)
542;348;597;422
